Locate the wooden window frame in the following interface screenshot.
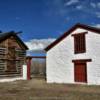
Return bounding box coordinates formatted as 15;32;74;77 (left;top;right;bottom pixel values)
72;32;88;54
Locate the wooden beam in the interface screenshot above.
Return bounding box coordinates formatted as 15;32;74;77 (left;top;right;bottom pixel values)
72;59;92;63
26;56;46;59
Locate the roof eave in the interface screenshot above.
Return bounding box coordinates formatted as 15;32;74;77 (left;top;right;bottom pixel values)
45;23;100;51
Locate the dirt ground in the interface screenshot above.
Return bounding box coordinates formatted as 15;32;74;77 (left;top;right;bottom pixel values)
0;78;100;100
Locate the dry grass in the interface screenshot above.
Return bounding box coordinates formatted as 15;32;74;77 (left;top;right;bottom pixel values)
0;79;100;100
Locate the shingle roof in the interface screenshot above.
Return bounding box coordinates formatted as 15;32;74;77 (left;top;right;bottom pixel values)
0;31;28;50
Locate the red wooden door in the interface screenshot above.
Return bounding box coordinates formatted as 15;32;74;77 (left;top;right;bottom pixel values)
74;63;87;83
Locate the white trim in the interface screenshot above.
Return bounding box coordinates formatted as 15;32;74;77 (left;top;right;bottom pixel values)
0;77;23;82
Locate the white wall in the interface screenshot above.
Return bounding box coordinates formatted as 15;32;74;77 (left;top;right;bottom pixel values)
46;28;100;85
23;65;27;80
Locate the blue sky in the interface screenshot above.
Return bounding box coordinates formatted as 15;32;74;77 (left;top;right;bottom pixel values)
0;0;100;54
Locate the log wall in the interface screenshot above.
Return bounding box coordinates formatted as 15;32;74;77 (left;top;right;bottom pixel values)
0;36;26;78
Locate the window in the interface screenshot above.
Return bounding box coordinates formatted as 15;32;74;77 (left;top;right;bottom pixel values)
72;32;87;54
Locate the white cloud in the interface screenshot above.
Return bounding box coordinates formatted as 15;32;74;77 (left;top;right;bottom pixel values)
64;0;79;6
95;24;100;28
90;3;96;8
76;5;83;10
25;38;56;53
96;12;100;18
97;2;100;8
90;2;100;8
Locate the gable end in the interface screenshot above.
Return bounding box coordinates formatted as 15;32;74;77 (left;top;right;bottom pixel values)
0;31;28;50
45;23;100;51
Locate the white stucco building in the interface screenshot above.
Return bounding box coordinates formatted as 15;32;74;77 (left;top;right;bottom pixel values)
45;23;100;85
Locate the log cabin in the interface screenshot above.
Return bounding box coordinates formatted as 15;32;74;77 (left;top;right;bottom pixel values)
0;31;28;78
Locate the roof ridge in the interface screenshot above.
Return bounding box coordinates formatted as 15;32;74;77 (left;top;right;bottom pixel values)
0;31;28;50
45;23;100;51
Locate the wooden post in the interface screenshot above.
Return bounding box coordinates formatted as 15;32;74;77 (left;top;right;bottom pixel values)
26;56;46;80
26;57;32;80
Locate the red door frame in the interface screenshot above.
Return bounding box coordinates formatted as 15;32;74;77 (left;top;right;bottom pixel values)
74;62;87;83
72;59;92;83
26;57;32;80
